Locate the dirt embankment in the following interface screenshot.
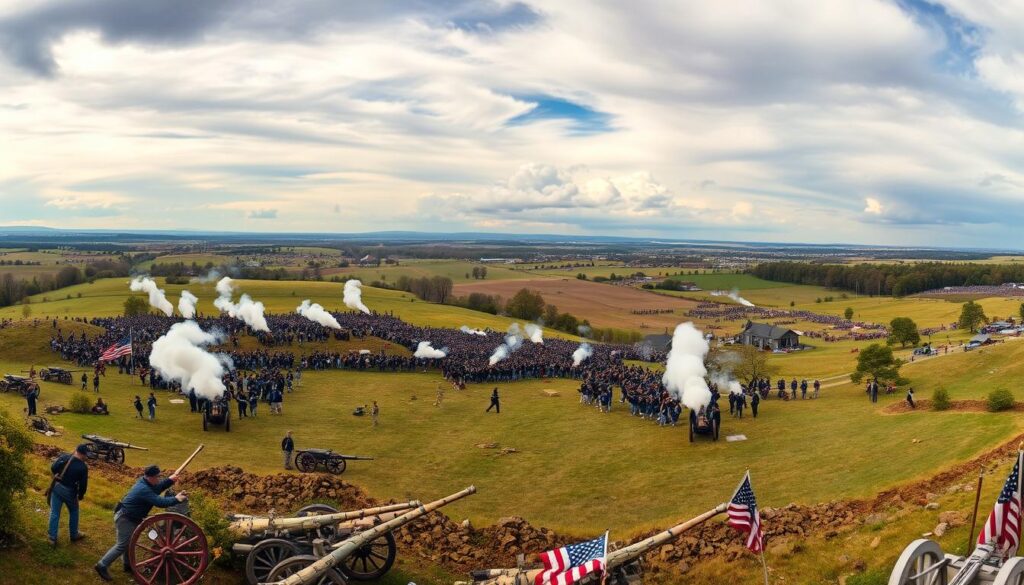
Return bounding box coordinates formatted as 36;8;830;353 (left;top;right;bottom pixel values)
884;400;1024;414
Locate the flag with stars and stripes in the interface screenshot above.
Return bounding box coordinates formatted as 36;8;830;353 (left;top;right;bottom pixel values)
99;335;132;362
728;471;764;554
534;532;607;585
979;452;1023;558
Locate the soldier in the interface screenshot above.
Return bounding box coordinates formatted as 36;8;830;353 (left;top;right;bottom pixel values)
790;378;798;400
236;390;248;418
48;443;90;547
906;387;916;409
81;372;88;391
800;379;808;399
94;465;187;581
187;388;197;413
93;373;100;393
434;385;444;407
371;400;380;426
870;380;879;404
132;395;143;419
281;431;294;470
813;379;821;398
26;384;39;416
751;390;760;418
486;388;500;413
147;392;157;420
248;390;259;417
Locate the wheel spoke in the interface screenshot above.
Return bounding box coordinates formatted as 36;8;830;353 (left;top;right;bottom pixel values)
136;555;163;568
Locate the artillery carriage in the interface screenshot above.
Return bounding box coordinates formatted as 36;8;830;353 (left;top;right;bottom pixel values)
689;403;720;442
202;397;231;432
0;373;40;396
889;540;1024;585
81;433;148;464
293;449;374;475
39;366;75;384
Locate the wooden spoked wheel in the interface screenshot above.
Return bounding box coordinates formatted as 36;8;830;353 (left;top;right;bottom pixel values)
295;452;317;473
340;532;396;581
996;558;1024;585
888;539;947;585
128;513;209;585
106;447;125;464
325;457;347;475
245;538;299;585
267;555;348;584
295;504;338;517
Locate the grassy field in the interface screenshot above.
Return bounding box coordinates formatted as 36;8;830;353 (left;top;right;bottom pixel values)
322;260;531;284
666;272;794;291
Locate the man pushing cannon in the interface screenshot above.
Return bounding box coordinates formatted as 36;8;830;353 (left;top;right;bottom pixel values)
94;445;203;581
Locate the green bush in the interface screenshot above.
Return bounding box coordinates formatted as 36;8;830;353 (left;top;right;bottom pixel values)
988;388;1015;412
931;388;951;411
0;409;33;538
188;491;233;567
68;392;92;414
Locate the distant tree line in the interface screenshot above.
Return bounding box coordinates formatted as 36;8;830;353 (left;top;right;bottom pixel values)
751;261;1024;297
0;258;131;309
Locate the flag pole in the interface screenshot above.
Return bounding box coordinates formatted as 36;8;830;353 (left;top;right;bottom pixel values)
759;548;769;585
600;529;609;585
967;465;983;553
129;327;134;384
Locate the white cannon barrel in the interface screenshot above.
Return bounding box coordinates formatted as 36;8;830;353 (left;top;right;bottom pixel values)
228;501;421;538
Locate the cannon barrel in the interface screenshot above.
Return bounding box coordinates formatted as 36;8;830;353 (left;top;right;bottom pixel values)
268;486;477;585
81;434;150;451
227;501;421;538
605;503;727;568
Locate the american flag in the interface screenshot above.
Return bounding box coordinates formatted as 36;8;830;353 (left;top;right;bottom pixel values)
534;533;607;585
99;336;132;362
978;452;1023;558
728;472;764;554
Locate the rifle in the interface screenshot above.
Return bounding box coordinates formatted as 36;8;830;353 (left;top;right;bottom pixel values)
44;452;76;499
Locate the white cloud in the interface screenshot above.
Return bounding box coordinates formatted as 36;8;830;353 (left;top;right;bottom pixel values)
864;197;883;215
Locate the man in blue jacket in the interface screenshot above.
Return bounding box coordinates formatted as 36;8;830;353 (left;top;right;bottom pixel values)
48;443;90;547
94;465;187;581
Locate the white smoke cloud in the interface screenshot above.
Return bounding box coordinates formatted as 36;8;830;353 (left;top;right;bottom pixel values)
577;325;592;338
710;288;754;307
192;269;222;284
178;290;198;319
524;323;544;344
572;342;593;366
489;323;524;366
149;321;231;401
662;322;712;411
414;341;447;359
128;276;174;317
213;276;269;332
344;279;370;314
460;325;487;336
296;299;341;329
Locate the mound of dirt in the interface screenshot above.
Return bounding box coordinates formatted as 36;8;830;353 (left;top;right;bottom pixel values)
884;400;1024;414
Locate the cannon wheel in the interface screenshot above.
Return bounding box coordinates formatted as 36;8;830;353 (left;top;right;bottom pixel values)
341;532;396;581
245;538;299;585
295;504;339;517
40;368;51;380
202;411;208;432
224;409;230;432
688;423;694;443
128;512;209;585
295;452;317;473
105;447;125;465
712;419;719;441
267;555;348;584
326;457;347;475
887;539;945;585
995;557;1024;585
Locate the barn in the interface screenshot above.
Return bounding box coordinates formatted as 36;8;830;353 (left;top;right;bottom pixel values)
737;321;800;350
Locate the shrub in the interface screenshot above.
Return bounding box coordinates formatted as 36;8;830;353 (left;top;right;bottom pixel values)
0;409;33;538
931;387;951;411
188;491;233;567
68;392;92;414
988;388;1015;412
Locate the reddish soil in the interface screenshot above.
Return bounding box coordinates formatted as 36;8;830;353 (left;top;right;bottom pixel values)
883;400;1024;414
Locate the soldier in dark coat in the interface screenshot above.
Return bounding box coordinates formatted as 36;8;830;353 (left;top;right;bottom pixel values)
48;444;90;547
486;388;500;413
751;391;760;418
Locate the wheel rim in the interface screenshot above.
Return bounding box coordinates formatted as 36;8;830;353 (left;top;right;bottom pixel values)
888;539;945;585
268;555;348;585
245;539;299;585
296;453;315;472
128;513;209;585
341;532;395;581
326;458;346;474
295;504;339;517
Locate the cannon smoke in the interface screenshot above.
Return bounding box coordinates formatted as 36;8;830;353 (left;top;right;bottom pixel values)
460;325;487;336
488;323;524;366
414;341;447;359
213;276;270;332
710;288;754;307
149;321;231;401
524;323;544;344
344;279;370;314
178;290;198;319
662;322;712;410
296;299;341;329
129;276;173;317
572;342;593;366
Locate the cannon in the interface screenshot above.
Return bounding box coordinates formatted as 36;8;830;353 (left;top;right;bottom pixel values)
460;503;728;585
888;541;1024;585
263;486;478;585
227;501;421;584
39;366;75;384
81;433;149;464
202;397;231;432
689;403;721;442
293;449;374;475
0;374;40;397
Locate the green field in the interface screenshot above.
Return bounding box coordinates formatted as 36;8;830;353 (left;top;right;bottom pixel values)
666;272;794;291
323;259;531;284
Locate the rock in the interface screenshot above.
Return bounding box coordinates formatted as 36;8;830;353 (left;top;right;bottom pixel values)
864;513;886;526
476;443;499;449
934;523;948;537
870;536;881;549
939;511;966;527
500;447;519;455
925;503;940;510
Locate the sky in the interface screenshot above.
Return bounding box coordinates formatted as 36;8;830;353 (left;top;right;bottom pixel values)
2;0;1024;248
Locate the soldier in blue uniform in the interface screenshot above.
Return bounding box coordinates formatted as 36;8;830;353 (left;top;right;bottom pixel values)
48;443;90;547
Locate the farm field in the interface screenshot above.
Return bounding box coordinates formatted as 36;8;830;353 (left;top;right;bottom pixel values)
322;259;531;284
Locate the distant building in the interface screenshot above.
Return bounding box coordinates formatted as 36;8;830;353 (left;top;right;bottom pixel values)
737;321;799;350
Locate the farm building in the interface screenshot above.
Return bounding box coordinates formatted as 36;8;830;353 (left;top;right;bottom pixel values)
737;321;799;350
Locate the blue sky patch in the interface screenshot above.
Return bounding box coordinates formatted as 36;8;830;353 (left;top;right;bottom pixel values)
508;95;613;135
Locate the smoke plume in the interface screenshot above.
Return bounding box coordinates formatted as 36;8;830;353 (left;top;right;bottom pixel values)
577;325;592;338
213;276;269;332
414;341;447;359
192;269;223;284
572;343;593;366
178;290;198;319
344;279;370;314
489;323;524;366
524;323;544;344
710;288;754;307
296;300;341;329
129;277;174;317
661;322;712;410
460;325;487;336
149;321;231;401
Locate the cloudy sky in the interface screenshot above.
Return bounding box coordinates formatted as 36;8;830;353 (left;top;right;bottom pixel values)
2;0;1024;247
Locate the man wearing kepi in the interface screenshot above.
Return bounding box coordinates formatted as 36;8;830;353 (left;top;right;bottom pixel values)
48;443;90;547
94;465;187;581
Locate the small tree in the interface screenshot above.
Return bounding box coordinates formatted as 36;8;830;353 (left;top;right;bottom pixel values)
729;345;776;386
1018;302;1024;324
888;317;921;347
0;409;33;538
988;388;1015;412
931;387;951;411
850;343;903;384
124;296;150;317
844;307;855;320
480;266;487;279
958;300;988;333
21;301;31;319
505;288;545;321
